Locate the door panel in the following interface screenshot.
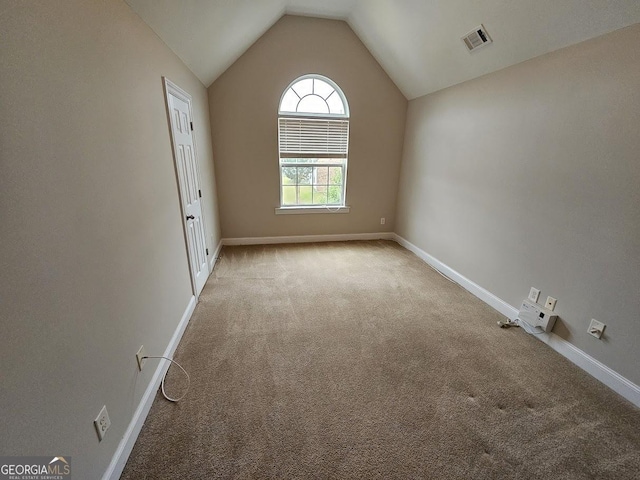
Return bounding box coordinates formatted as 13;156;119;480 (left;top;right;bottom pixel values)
165;79;209;296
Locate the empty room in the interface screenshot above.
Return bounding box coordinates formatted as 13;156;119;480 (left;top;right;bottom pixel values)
1;1;640;479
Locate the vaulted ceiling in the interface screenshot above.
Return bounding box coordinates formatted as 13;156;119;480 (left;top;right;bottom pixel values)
125;0;640;99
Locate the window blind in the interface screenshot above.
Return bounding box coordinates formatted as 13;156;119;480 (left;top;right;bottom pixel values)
279;117;349;158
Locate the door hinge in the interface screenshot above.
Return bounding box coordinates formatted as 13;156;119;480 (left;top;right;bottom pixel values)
190;122;193;131
199;189;202;198
206;248;209;255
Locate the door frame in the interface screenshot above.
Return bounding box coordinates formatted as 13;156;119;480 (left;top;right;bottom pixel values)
162;76;210;298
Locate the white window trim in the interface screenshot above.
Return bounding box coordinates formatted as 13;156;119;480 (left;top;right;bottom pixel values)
275;206;351;215
278;74;350;118
278;74;350;211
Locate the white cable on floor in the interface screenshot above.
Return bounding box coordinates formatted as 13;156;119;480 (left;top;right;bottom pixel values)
426;262;456;284
516;318;546;336
142;356;190;402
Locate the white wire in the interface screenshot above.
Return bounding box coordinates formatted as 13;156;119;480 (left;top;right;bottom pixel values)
515;318;547;336
497;319;519;328
427;262;456;284
142;356;190;402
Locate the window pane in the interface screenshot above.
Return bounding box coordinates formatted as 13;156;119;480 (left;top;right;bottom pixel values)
292;78;313;97
313;188;328;205
328;186;342;204
313;79;334;99
297;95;329;114
281;166;297;184
298;186;312;204
280;89;299;113
282;186;296;205
298;167;312;185
326;91;345;115
329;167;342;185
314;166;329;186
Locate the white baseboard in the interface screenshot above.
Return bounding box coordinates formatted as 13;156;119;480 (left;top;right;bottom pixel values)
223;232;395;246
392;234;640;408
101;296;197;480
209;239;223;272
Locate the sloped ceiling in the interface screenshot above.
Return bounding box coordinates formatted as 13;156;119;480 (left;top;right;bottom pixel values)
125;0;640;99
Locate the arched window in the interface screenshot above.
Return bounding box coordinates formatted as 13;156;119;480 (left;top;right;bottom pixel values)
278;74;350;208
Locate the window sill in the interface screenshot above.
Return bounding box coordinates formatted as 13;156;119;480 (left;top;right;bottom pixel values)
275;206;351;215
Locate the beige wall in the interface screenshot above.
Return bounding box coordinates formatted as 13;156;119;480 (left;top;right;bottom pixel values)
209;15;407;239
396;24;640;385
0;1;220;478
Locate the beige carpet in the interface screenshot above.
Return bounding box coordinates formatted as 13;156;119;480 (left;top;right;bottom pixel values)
121;240;640;479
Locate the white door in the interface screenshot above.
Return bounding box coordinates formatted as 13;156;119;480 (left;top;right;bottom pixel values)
163;78;209;296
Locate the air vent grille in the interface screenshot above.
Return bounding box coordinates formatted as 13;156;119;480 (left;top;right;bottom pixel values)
462;25;492;52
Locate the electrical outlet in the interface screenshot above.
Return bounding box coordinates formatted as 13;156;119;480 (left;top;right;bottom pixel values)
136;345;147;371
380;217;386;225
528;287;540;303
94;405;111;441
545;296;557;311
588;319;605;339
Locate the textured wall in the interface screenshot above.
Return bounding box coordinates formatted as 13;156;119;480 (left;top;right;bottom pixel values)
209;15;407;238
396;24;640;385
0;1;220;478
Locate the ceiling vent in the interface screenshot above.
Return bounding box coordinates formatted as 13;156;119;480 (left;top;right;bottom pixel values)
462;25;492;52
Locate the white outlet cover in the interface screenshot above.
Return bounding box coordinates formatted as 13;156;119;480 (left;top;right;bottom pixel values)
136;345;147;371
94;405;111;441
588;319;605;339
545;296;557;311
528;287;540;303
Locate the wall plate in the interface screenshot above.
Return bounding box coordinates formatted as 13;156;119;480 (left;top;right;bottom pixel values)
588;319;605;339
94;405;111;441
528;287;540;303
136;345;147;371
545;296;557;311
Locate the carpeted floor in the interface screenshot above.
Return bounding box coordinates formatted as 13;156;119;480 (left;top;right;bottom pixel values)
121;240;640;479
